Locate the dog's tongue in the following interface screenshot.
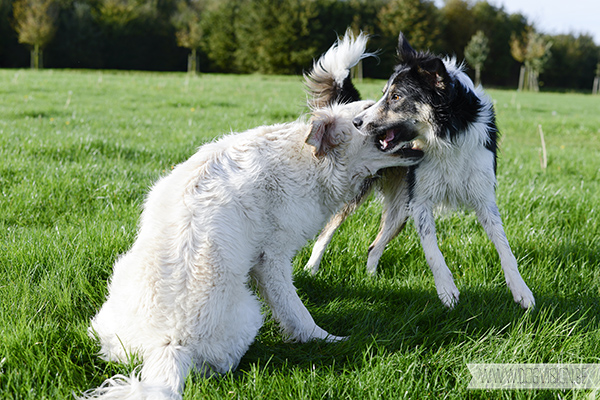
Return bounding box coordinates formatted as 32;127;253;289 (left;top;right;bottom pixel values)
380;129;395;149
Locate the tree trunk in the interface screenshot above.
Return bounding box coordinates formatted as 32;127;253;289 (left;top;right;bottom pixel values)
474;66;481;87
593;77;599;95
518;65;525;92
31;44;42;69
187;48;199;74
529;69;539;92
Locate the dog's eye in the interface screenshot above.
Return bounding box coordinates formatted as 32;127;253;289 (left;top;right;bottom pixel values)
390;93;401;101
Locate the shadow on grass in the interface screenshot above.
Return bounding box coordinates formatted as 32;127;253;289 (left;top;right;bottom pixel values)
234;272;600;376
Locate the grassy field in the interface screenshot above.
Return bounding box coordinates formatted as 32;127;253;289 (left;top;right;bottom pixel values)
1;68;599;399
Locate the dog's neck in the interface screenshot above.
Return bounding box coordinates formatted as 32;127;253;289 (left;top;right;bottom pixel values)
310;149;367;215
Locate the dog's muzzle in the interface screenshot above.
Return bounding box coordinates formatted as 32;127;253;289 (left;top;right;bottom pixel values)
372;123;425;160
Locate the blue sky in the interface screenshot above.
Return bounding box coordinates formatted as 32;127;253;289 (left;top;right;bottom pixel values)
494;0;600;44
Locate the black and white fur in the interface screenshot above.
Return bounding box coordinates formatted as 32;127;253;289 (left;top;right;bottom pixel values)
304;32;535;310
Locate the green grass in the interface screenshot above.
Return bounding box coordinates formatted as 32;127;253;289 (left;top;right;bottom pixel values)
1;69;599;399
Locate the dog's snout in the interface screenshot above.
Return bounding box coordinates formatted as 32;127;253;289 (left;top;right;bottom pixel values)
352;117;363;129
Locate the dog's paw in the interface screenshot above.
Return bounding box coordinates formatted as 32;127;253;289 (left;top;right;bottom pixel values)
511;284;535;310
286;325;348;343
304;259;321;275
304;263;319;275
365;262;378;276
301;326;347;343
323;334;348;343
505;274;535;309
437;283;460;309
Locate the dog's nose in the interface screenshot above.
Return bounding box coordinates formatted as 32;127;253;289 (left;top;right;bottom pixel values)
352;117;363;129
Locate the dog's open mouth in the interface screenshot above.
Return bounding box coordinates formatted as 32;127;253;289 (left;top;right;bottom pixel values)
376;128;425;158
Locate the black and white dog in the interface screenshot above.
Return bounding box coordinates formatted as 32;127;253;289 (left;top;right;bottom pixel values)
304;31;535;309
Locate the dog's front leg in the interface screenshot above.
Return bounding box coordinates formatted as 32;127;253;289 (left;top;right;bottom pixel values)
252;254;345;342
412;203;460;308
475;202;535;309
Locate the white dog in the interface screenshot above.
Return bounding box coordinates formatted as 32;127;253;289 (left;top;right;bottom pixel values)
83;84;423;398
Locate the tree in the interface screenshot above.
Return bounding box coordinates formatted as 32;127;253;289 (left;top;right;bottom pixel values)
541;33;599;90
93;0;178;71
95;0;156;29
593;61;600;95
470;1;528;86
12;0;58;69
172;0;205;73
511;28;552;91
200;0;243;73
377;0;441;52
464;30;489;86
438;0;474;59
234;0;320;74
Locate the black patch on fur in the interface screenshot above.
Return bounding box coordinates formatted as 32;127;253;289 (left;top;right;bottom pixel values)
442;82;483;142
385;58;483;145
304;70;361;109
336;75;362;104
397;32;417;64
370;31;487;147
485;115;499;175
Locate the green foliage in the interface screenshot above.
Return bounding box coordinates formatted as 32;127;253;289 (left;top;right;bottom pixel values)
12;0;57;48
377;0;441;52
171;0;205;73
543;33;599;89
199;0;241;72
511;28;553;91
94;0;158;29
464;30;489;85
465;31;489;68
12;0;58;68
171;0;204;50
1;69;600;398
470;0;528;86
234;0;321;74
438;0;474;58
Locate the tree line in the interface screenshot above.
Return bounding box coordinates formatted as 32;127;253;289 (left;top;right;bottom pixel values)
1;0;599;90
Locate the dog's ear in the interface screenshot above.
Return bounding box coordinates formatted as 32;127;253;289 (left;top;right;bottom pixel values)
306;110;344;157
397;32;417;63
417;58;450;91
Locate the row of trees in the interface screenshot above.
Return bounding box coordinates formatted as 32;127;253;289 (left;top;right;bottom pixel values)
1;0;599;90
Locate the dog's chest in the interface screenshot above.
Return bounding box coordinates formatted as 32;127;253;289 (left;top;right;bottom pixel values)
414;149;495;208
260;179;329;243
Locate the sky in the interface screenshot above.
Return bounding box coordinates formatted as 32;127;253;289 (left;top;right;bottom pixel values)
487;0;600;44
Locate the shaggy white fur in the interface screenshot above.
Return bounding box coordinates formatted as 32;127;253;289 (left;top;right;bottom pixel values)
83;98;421;399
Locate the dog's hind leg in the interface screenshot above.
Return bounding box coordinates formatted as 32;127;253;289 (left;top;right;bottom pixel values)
366;169;410;274
305;177;376;274
253;253;345;342
305;202;357;274
412;203;460;308
81;344;193;400
475;202;535;309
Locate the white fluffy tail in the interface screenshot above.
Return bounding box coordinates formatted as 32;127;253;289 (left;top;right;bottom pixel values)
80;372;179;400
304;29;374;109
81;345;191;400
